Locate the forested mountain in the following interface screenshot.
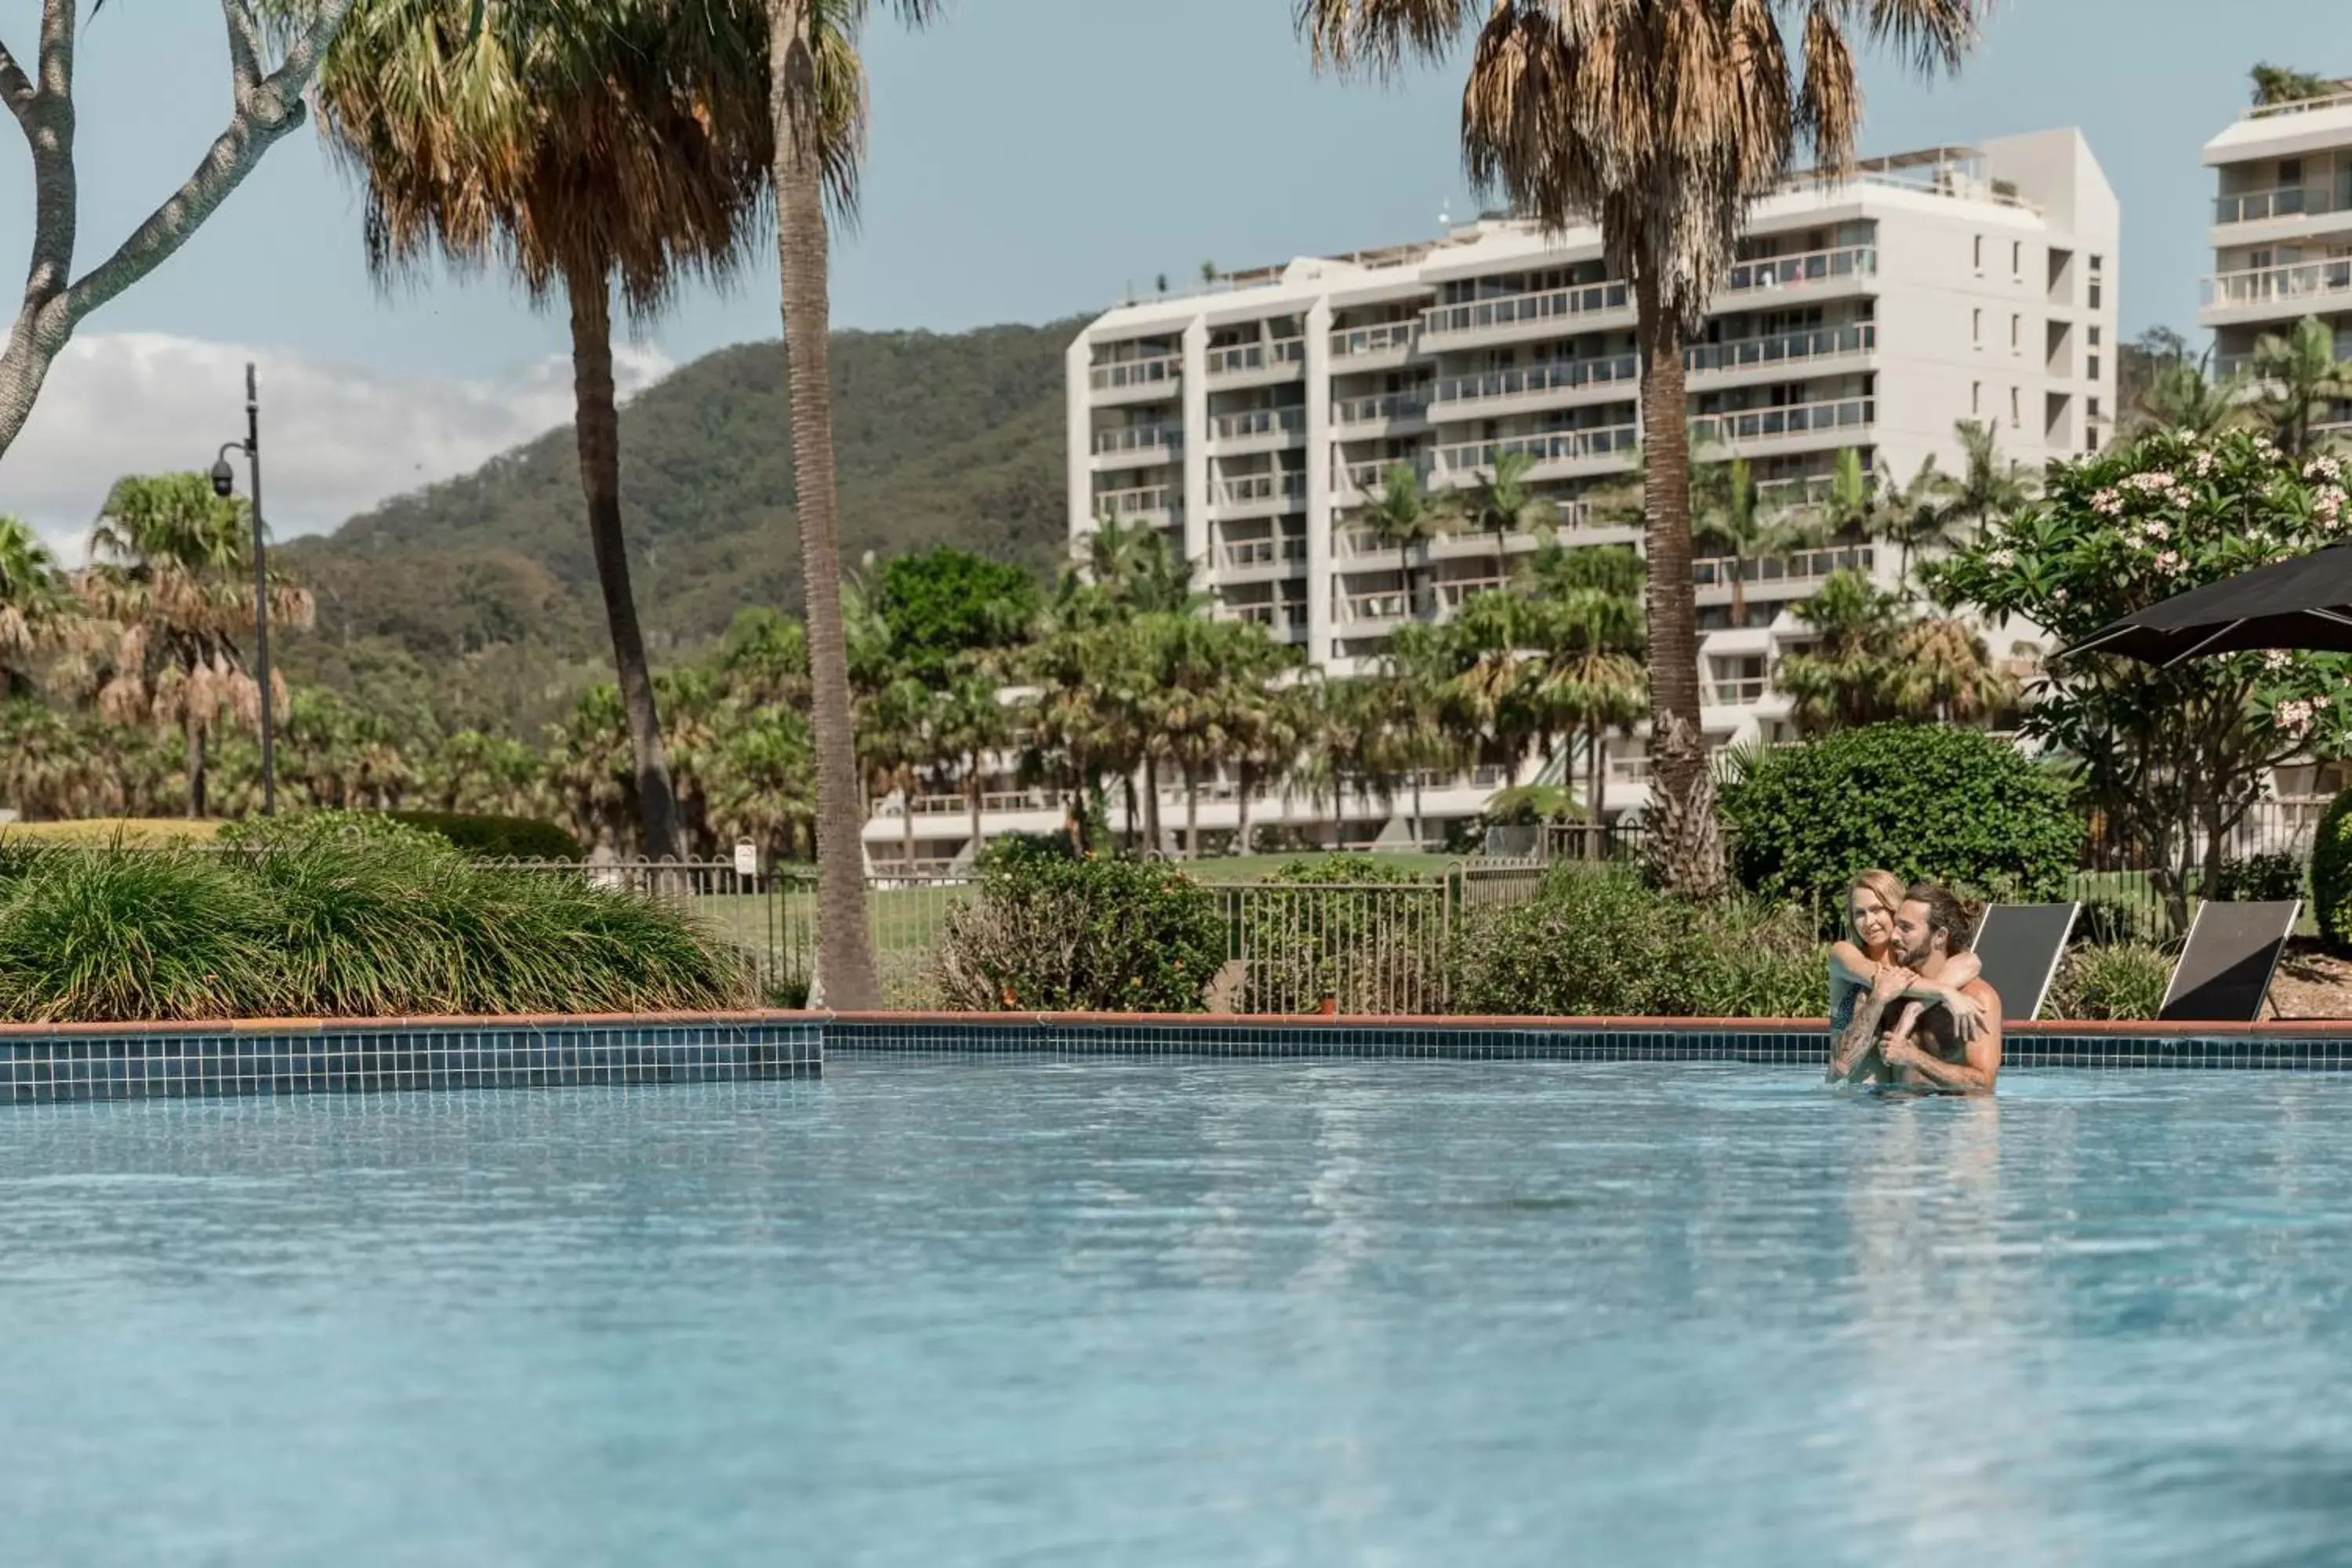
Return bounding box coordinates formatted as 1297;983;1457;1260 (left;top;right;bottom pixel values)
278;318;1080;735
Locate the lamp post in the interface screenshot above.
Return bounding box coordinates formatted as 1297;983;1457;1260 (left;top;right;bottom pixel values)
210;362;274;815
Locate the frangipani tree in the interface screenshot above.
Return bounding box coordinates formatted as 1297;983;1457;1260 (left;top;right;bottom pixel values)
1929;428;2352;932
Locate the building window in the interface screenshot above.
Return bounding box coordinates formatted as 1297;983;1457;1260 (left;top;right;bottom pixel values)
1972;380;1983;416
2089;397;2103;420
2011;240;2022;277
2089;325;2102;346
2281;158;2303;184
1973;307;1984;345
1973;234;1984;270
2089;354;2101;379
2085;425;2100;452
2089;254;2103;310
2011;314;2021;351
2010;387;2020;428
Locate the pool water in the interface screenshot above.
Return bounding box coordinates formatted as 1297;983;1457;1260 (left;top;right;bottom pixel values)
5;1061;2351;1566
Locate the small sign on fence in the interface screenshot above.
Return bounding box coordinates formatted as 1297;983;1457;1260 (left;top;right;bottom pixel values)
733;840;759;877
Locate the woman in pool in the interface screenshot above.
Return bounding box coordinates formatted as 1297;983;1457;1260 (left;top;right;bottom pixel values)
1827;869;1986;1083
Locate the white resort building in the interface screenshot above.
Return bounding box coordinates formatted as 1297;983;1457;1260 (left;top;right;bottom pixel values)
2202;85;2352;418
864;128;2120;873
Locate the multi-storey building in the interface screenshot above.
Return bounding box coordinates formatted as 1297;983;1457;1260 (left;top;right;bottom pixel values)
2202;84;2352;414
862;129;2118;873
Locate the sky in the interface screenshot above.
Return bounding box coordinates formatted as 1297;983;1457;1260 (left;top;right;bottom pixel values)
0;0;2340;546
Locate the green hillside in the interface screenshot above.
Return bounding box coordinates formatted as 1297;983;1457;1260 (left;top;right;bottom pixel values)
278;318;1080;735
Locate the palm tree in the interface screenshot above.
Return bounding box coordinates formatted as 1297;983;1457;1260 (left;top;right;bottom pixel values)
1940;419;2035;541
1298;0;1981;894
926;671;1011;860
1871;453;1960;580
1520;545;1648;831
2251;64;2336;107
1693;456;1821;626
78;473;314;818
1454;448;1552;588
0;514;71;695
2250;316;2352;456
1226;673;1309;858
1350;461;1454;619
770;0;941;1007
2132;357;2249;439
316;0;837;863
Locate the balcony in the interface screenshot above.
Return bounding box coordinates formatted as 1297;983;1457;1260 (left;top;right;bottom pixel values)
1095;484;1179;526
1338;587;1415;625
1334;456;1431;496
1609;754;1653;783
2214;185;2352;227
1708;677;1770;706
1421;280;1632;346
1210;407;1305;445
1333;390;1430;426
1215;471;1307;514
1723;245;1878;295
1432;423;1639;478
1692;544;1873;591
1220;535;1306;571
1207;337;1307;378
1431;575;1509;616
1088;355;1180;399
1431;354;1639;415
1093;423;1179;466
2203;257;2352;319
1330;321;1417;358
1687;396;1873;449
1218;600;1307;637
1686;322;1875;376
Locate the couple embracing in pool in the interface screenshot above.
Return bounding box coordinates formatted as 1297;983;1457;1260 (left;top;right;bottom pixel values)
1826;872;2002;1094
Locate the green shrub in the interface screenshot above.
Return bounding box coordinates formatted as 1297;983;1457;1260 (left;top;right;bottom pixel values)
1243;855;1444;1013
1719;724;2083;932
0;842;746;1022
2047;944;2172;1021
2073;896;2143;949
2209;851;2306;905
933;852;1225;1011
2316;790;2352;956
1447;866;1826;1018
385;811;584;862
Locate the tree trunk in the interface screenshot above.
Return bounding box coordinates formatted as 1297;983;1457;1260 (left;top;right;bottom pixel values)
1123;774;1138;849
1588;726;1606;858
566;263;682;862
771;0;880;1007
1410;770;1424;851
1144;754;1163;855
901;771;916;877
184;712;206;819
1635;281;1715;895
1236;762;1254;856
1185;763;1200;858
967;766;983;865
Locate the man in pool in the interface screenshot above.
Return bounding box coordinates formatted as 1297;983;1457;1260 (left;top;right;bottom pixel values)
1875;884;2003;1094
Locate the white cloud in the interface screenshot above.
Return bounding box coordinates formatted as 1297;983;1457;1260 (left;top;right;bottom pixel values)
0;332;674;558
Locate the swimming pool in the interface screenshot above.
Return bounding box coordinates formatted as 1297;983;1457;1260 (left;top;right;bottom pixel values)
5;1059;2348;1565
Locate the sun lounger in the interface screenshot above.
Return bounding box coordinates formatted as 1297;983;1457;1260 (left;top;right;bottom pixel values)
1969;902;2080;1022
2158;900;2302;1023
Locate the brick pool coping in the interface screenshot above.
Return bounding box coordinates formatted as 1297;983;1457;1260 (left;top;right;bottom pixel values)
5;1009;2352;1104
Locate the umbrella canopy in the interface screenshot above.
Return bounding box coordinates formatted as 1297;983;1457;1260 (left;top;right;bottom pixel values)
2061;543;2352;666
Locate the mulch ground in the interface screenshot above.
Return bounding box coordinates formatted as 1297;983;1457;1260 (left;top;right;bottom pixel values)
2265;940;2352;1021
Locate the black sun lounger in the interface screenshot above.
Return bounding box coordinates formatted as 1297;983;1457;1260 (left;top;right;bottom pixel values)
2158;900;2303;1023
1969;902;2080;1022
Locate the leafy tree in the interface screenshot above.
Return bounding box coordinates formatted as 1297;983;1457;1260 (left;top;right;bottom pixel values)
1929;428;2352;932
2251;63;2336;107
1719;724;2083;932
1774;568;2010;735
869;546;1039;683
1454;448;1552;587
0;1;357;457
2249;316;2352;457
1297;0;1982;895
2133;358;2252;440
77;473;314;818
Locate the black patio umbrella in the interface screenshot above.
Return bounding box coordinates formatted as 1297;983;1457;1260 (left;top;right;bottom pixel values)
2061;543;2352;666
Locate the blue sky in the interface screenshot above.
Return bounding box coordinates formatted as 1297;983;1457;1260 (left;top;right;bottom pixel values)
0;0;2342;539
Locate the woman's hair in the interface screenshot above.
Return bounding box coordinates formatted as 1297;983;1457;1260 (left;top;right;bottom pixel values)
1846;869;1906;934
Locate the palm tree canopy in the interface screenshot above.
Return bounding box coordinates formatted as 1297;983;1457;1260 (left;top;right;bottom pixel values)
1301;0;1981;328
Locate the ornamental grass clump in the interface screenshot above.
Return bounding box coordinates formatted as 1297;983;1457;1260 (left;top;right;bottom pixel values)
0;827;748;1022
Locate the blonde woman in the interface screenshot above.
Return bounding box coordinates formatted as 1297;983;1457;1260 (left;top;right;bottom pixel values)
1827;869;1986;1083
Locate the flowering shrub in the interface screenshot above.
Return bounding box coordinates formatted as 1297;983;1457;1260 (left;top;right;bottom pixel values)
1930;429;2352;933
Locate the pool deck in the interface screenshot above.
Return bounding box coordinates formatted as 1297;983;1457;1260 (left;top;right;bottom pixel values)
3;1009;2352;1102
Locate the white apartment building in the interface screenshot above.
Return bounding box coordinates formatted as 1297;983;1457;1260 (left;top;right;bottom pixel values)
864;129;2118;872
2202;85;2352;421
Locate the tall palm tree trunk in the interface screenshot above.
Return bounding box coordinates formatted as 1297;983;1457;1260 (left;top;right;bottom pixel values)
1144;754;1163;854
566;263;683;862
772;0;880;1007
900;771;915;875
967;767;983;865
185;713;206;819
1636;284;1711;893
1586;724;1606;859
1185;765;1200;859
1236;763;1254;857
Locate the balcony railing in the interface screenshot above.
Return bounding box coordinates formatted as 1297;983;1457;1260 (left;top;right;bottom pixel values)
2245;90;2352;120
1097;484;1177;517
1339;589;1414;624
1330;321;1417;357
1220;600;1306;632
1335;457;1431;494
1432;576;1509;613
1724;245;1878;292
1218;471;1308;505
1609;755;1653;782
1755;473;1842;506
1221;535;1306;568
1094;423;1179;455
1692;545;1873;588
1686;322;1876;375
2204;258;2352;310
904;789;1062;817
1207;337;1306;376
1687;396;1873;447
2214;185;2352;225
1433;423;1639;474
1708;677;1769;706
1211;407;1305;441
1421;280;1632;339
1432;354;1639;407
1089;356;1179;392
1334;391;1430;425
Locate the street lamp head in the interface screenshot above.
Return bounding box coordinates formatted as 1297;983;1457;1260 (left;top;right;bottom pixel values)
209;456;237;499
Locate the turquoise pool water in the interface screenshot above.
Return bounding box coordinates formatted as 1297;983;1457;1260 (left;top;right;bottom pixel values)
4;1060;2350;1565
